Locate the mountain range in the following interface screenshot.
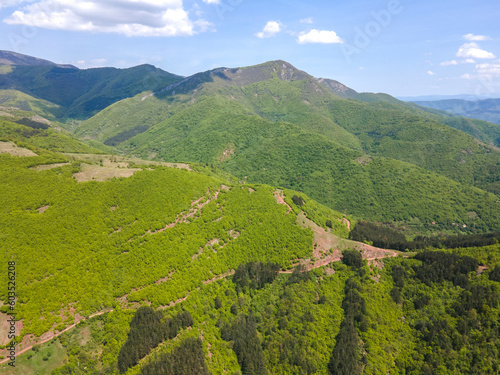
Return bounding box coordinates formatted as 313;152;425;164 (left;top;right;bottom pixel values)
2;50;500;375
1;51;499;234
412;98;500;125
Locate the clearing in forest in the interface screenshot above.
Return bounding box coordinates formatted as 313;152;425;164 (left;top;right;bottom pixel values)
296;212;400;269
0;141;37;157
72;163;140;182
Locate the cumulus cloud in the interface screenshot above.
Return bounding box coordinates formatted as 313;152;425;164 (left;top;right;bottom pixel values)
202;0;220;4
427;71;436;76
463;33;491;41
297;29;343;44
461;73;471;79
456;42;495;59
300;17;313;24
440;60;458;66
476;63;500;78
3;0;213;37
256;21;281;38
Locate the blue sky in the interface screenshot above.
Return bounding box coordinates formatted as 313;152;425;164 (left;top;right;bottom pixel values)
0;0;499;97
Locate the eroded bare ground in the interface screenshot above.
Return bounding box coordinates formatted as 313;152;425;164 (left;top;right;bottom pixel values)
30;163;69;171
274;189;292;214
0;310;111;365
0;141;37;157
63;153;192;171
296;212;400;270
73;163;140;182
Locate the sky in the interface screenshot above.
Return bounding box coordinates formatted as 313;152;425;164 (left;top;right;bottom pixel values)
0;0;499;97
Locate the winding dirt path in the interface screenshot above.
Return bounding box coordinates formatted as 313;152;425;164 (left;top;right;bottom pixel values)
0;311;111;365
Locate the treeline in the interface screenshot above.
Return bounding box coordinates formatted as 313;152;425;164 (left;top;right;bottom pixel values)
413;251;479;287
118;307;193;372
328;278;366;375
233;261;280;291
140;337;210;375
350;221;500;251
221;314;267;375
393;250;500;373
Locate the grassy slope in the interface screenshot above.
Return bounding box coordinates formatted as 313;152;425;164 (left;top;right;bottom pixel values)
0;131;357;340
0;64;183;119
5;245;500;375
118;96;500;233
0;90;64;121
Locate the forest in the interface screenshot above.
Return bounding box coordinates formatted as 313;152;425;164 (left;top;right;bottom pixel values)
1;62;500;374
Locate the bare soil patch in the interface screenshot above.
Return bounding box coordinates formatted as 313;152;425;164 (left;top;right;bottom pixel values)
297;212;400;270
37;205;50;214
354;155;372;165
73;163;140;182
30;163;69;171
0;141;37;157
274;190;292;214
64;153;192;171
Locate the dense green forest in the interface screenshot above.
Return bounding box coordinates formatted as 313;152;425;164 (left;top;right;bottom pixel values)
2;56;500;374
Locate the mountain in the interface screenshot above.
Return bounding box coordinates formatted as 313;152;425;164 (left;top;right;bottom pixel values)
77;60;500;233
0;51;183;119
3;56;500;375
399;94;495;101
412;98;500;125
0;50;76;69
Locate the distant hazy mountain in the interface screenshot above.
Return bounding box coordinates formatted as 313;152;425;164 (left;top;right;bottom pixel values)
411;98;500;125
399;94;494;101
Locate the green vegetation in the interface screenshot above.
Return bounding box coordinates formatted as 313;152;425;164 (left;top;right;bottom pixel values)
2;56;500;375
140;337;209;375
350;220;500;250
1;64;182;119
118;307;193;372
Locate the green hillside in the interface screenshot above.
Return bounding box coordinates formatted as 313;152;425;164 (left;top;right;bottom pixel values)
0;62;183;119
3;62;500;373
0;130;354;339
91;94;499;234
76;61;500;228
0;90;64;122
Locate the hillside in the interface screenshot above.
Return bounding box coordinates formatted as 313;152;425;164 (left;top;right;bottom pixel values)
3;123;500;375
77;60;500;233
0;51;76;69
2;56;500;374
413;98;500;125
0;52;183;119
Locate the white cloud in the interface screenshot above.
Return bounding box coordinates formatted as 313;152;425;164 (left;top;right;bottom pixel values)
463;33;491;41
475;63;500;78
461;73;472;79
300;17;313;24
0;0;33;9
73;58;108;68
456;42;495;59
256;21;281;39
440;60;458;66
3;0;213;37
463;59;476;64
202;0;220;4
427;70;436;76
297;29;343;44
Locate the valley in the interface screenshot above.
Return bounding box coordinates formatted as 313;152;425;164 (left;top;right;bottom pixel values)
1;51;500;374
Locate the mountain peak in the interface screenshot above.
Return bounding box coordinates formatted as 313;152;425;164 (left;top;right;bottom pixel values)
317;78;359;99
0;50;77;69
